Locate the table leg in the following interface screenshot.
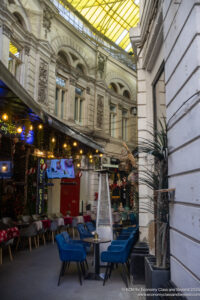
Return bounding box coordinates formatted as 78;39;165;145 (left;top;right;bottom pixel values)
94;243;100;275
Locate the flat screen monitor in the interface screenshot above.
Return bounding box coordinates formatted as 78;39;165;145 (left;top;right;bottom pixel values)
46;158;75;179
0;161;12;178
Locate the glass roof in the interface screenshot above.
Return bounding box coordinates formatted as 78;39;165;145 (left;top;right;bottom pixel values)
56;0;139;52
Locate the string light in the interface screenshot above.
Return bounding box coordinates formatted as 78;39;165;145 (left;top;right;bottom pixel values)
99;153;103;157
2;113;8;121
1;165;8;172
17;126;22;134
77;163;81;168
29;125;33;131
89;159;93;163
80;149;83;154
51;137;56;143
63;143;67;148
73;141;77;146
96;149;99;153
89;155;93;159
38;124;43;130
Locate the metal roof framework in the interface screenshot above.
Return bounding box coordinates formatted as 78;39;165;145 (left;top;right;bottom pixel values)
58;0;140;52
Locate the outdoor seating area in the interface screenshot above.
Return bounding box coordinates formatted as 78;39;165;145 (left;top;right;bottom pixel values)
0;211;139;290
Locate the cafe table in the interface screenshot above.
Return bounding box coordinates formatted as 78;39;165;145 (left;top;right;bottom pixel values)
83;237;111;280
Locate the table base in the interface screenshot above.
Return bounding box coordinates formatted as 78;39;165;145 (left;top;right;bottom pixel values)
84;272;104;280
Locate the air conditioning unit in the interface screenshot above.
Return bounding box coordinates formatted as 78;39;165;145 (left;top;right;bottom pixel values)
102;157;119;169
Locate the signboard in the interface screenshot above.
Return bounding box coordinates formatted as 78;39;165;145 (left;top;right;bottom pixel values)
36;158;46;214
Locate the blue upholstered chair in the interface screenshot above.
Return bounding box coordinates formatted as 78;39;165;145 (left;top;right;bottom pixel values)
61;231;90;254
77;223;93;240
55;233;87;286
101;237;134;287
85;222;96;233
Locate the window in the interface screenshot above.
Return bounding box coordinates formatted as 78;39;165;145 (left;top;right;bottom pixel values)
74;87;84;124
122;109;128;141
55;76;67;118
8;42;21;78
110;104;116;137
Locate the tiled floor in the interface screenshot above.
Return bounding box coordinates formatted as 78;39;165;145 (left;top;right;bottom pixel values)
0;242;145;300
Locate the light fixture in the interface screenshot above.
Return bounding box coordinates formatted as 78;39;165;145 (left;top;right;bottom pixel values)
89;159;93;163
73;141;77;146
29;125;33;131
63;143;67;148
2;113;8;121
77;163;81;168
17;126;22;134
51;137;56;143
1;164;8;172
99;153;103;157
38;124;43;130
80;149;83;154
131;106;137;116
96;149;99;153
89;155;93;159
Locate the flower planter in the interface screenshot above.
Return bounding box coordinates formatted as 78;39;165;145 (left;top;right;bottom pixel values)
145;255;170;300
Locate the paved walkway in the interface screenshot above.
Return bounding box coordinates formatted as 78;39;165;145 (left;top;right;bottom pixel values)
0;243;145;300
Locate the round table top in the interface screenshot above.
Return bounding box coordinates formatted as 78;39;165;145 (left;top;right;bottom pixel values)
83;237;111;244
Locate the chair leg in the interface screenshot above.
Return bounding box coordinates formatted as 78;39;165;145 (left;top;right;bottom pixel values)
103;263;110;286
77;262;82;285
126;261;130;280
80;261;85;276
15;237;20;251
8;245;13;262
0;248;2;264
58;262;65;286
121;263;129;288
34;237;38;248
52;232;54;244
109;262;114;278
43;234;46;245
85;259;89;270
37;235;40;247
28;237;32;252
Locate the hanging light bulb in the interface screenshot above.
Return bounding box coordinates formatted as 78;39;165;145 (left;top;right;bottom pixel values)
51;137;56;143
17;126;22;134
29;125;33;131
80;149;83;154
2;113;8;121
89;159;93;163
77;163;81;168
73;141;77;146
38;124;43;130
99;153;103;157
63;143;67;148
96;149;99;153
89;155;93;159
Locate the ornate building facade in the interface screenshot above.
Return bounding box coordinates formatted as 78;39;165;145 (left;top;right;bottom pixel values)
0;0;137;210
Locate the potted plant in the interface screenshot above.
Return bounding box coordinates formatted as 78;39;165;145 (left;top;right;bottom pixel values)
139;120;172;298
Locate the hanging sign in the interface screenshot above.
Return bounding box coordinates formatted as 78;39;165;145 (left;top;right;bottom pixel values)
36;158;46;214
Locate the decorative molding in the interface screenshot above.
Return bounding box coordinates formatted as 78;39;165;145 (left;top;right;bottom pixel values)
97;52;107;79
24;45;30;56
70;78;76;86
2;24;12;38
86;87;90;95
43;4;54;38
38;59;49;104
96;95;104;129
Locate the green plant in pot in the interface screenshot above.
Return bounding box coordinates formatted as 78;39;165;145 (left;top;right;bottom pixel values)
139;120;173;295
139;120;169;269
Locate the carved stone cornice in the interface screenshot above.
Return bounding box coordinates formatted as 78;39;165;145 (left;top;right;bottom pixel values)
2;24;12;38
24;45;30;56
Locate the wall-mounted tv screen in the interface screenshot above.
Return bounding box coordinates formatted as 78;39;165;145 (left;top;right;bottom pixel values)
0;161;12;178
46;158;75;179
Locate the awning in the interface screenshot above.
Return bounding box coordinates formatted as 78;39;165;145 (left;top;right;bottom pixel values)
44;112;104;152
0;61;104;152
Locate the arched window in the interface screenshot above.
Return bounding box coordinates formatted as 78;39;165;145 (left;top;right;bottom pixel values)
109;82;118;93
13;12;26;29
57;51;70;66
76;63;85;74
123;90;130;99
